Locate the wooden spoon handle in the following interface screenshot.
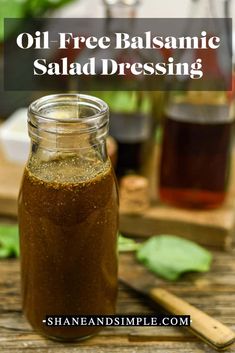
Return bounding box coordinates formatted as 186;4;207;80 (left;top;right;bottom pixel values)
150;288;235;350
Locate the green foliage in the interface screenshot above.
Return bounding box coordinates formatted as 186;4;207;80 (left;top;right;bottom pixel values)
137;235;212;281
23;0;77;17
0;0;77;41
118;234;140;252
0;225;19;258
95;91;152;114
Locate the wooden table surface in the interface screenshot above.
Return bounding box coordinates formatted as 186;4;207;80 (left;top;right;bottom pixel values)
1;241;235;353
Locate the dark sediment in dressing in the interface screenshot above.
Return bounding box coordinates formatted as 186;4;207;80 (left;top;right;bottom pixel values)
18;156;118;340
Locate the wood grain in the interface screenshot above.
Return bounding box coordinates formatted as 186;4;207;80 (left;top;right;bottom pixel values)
120;148;235;250
149;288;235;350
0;149;23;216
0;248;235;352
119;203;235;249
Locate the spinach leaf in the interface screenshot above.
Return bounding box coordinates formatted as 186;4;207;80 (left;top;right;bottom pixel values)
137;235;212;281
0;225;19;258
118;234;140;252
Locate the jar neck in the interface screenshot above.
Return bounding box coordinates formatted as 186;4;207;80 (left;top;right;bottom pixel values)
28;94;109;152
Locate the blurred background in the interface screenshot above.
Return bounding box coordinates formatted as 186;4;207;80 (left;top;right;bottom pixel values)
0;0;235;229
0;0;235;117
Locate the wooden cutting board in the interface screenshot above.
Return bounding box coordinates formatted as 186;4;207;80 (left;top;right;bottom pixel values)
0;149;24;217
120;147;235;250
0;147;235;249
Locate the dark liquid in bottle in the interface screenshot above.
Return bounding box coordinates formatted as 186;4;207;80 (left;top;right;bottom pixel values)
159;103;232;209
110;112;151;177
116;141;143;177
18;156;118;341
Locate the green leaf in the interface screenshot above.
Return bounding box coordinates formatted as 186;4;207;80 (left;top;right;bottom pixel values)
137;235;212;281
118;234;140;252
0;225;19;258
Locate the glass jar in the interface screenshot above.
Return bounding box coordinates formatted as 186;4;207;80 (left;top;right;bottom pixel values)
18;94;119;341
158;0;233;209
159;101;233;208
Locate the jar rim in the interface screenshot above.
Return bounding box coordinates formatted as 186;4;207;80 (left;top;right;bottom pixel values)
28;93;109;124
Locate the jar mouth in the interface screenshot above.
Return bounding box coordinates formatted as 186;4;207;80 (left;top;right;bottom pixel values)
28;93;109;124
28;94;109;149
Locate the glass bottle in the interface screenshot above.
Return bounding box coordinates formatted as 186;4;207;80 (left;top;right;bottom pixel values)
18;94;119;341
96;0;153;178
159;0;233;209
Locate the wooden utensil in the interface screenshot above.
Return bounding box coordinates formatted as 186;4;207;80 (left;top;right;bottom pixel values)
119;274;235;351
